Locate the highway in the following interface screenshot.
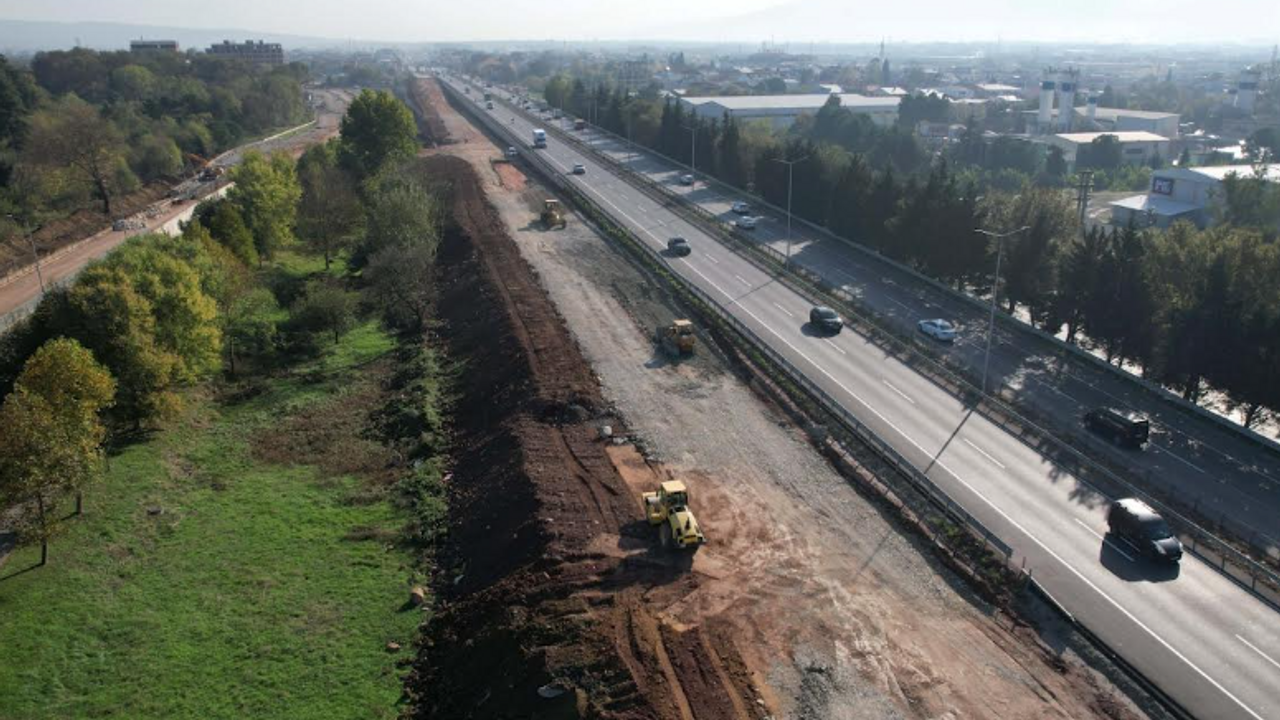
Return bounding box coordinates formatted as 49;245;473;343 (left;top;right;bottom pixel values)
617;122;1280;551
498;89;1280;556
442;74;1280;720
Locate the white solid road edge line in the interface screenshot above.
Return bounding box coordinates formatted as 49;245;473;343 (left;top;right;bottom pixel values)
480;86;1264;720
882;379;916;405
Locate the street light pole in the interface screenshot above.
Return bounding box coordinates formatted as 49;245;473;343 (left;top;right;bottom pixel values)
6;213;44;295
771;155;809;268
974;225;1030;395
681;122;697;176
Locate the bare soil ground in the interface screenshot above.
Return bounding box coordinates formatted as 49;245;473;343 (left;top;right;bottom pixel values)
409;78;1149;720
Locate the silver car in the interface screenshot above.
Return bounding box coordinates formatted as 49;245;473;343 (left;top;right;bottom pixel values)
918;319;957;342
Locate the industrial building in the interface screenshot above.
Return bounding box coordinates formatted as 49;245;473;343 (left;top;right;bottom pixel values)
1044;131;1171;170
207;40;285;66
1109;164;1280;228
679;93;901;129
130;39;178;53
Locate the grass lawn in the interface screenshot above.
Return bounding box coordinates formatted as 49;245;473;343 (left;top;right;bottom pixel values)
0;319;417;720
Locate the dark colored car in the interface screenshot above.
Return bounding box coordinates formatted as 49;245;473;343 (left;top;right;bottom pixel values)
1107;498;1182;563
1085;407;1150;449
667;237;691;256
809;306;843;334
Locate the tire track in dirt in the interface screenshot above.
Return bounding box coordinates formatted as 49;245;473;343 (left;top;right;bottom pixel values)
409;153;759;719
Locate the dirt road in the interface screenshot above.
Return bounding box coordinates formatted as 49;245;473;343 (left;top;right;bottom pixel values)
411;78;1150;719
0;88;354;333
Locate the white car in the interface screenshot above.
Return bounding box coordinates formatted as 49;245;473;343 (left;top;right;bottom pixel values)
731;201;751;215
918;318;957;342
735;216;759;230
506;146;518;158
572;163;586;175
679;174;695;186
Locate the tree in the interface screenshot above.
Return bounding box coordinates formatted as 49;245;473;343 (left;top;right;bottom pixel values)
23;94;135;215
1078;134;1122;171
990;190;1076;325
338;89;417;179
207;201;258;266
297;142;362;269
0;338;114;564
290;282;357;344
224;288;280;375
1045;145;1068;180
359;167;441;263
229;150;301;261
365;244;435;333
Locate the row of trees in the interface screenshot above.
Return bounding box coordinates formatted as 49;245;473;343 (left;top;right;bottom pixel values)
535;73;1280;426
1;49;309;224
0;88;425;566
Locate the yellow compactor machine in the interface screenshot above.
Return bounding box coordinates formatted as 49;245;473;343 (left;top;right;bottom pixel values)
540;199;567;229
658;319;696;358
642;480;705;550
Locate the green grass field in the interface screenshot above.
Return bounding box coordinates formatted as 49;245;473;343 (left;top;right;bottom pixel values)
0;318;417;720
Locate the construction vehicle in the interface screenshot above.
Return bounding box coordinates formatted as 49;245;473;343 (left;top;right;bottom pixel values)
643;480;705;550
657;319;696;357
532;128;547;148
540;199;567;229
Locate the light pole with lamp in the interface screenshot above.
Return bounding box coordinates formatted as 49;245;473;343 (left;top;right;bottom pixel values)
681;122;697;180
973;225;1030;395
6;213;45;296
771;155;809;269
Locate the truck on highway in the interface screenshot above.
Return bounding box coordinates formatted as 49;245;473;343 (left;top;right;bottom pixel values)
532;129;547;148
483;91;492;101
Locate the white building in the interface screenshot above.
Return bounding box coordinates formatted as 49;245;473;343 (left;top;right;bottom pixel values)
679;93;901;129
1045;131;1171;170
1109;164;1280;228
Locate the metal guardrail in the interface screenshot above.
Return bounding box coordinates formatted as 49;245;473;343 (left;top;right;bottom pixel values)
443;77;1016;569
495;89;1280;596
469;79;1280;603
560;112;1280;463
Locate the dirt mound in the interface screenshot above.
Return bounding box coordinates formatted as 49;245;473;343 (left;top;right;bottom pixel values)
408;78;452;147
407;155;760;719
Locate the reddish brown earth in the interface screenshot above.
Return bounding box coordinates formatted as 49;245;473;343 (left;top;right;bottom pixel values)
405;78;1151;720
408;154;759;719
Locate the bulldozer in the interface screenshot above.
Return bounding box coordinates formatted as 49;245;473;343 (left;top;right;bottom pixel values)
540;198;567;229
642;480;705;550
657;319;696;358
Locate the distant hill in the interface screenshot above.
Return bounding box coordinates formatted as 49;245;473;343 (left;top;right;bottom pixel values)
0;19;387;55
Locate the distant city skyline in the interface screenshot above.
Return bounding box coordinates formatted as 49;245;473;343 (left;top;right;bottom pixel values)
0;0;1277;46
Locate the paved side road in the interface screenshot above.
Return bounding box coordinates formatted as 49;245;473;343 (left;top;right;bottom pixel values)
0;88;354;334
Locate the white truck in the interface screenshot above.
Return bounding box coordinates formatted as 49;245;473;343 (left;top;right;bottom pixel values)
532;128;547;149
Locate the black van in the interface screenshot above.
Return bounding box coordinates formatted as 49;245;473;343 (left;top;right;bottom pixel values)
1107;498;1182;563
1084;407;1150;448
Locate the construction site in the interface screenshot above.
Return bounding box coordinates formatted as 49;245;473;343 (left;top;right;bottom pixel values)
403;76;1162;720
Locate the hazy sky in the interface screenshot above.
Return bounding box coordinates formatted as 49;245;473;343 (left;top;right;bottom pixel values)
1;0;1278;44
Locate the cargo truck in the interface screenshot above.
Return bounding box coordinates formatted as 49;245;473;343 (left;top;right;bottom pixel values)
532;129;547;148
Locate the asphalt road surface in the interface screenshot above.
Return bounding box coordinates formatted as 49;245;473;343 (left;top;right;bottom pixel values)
443;74;1280;720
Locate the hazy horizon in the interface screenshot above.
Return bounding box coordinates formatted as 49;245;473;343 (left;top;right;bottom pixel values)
1;0;1278;47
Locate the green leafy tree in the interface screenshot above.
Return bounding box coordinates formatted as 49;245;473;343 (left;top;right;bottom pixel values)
365;244;434;333
0;338;115;565
207;201;258;266
229;150;301;261
297;141;362;269
1045;145;1068;179
338;89;417;179
224;288;280;375
359;167;441;263
290;282;357;344
23;94;135;215
989;190;1076;325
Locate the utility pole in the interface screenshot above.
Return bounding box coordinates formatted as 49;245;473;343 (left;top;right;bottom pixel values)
771;155;810;269
1074;170;1094;233
681;122;697;175
6;213;44;296
974;226;1030;395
